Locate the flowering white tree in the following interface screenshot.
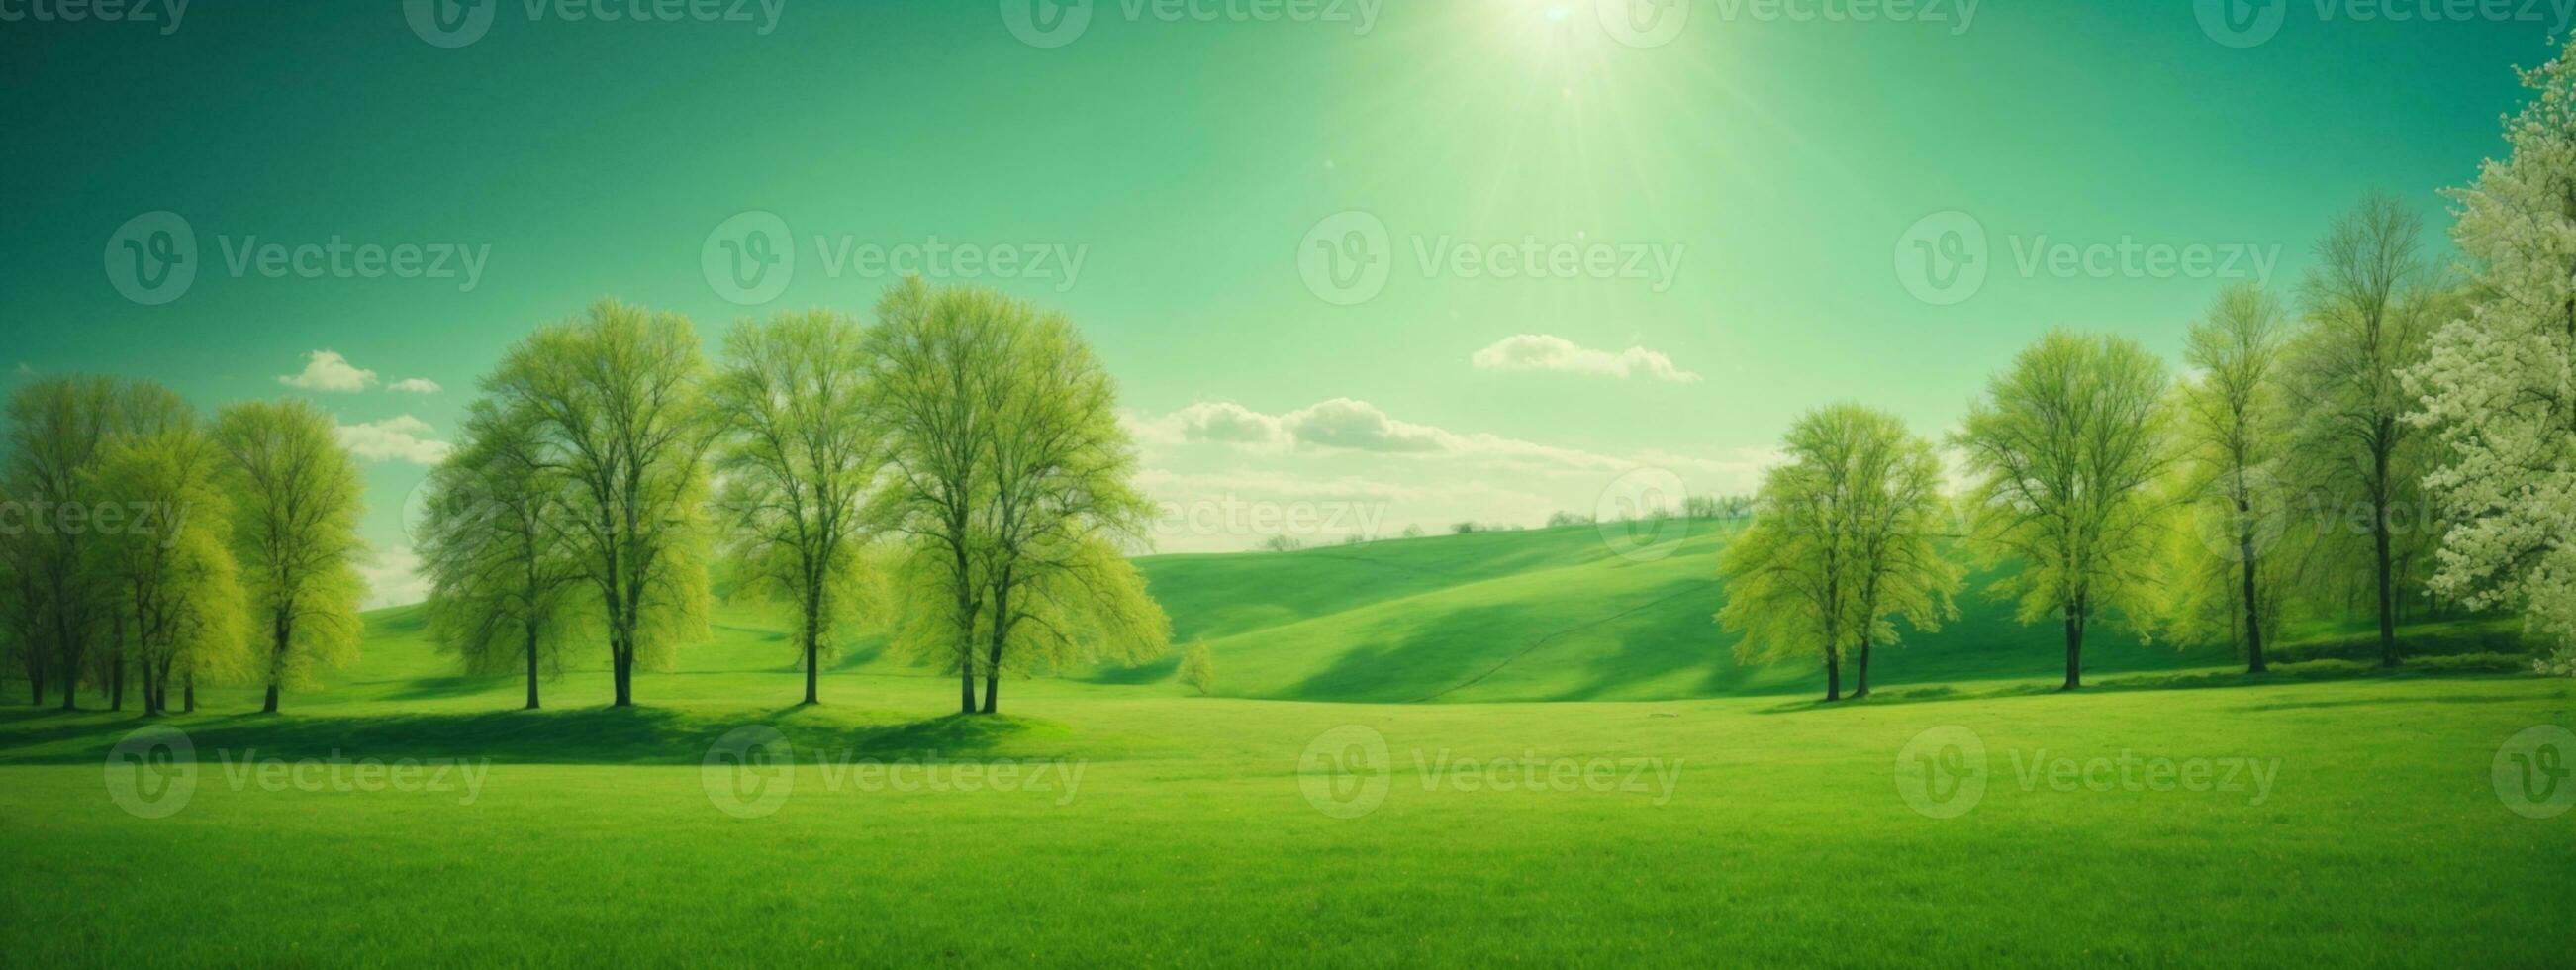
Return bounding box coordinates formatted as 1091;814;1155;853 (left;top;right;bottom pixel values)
2407;36;2576;677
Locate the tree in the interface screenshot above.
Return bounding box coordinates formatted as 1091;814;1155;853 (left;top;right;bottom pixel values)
972;290;1168;713
1718;404;1955;701
710;309;885;706
2170;282;2294;672
216;399;365;714
2287;192;2437;667
2407;36;2576;677
93;381;196;710
4;376;118;709
868;278;1003;715
0;376;191;710
1177;639;1217;696
418;400;588;710
84;424;249;715
1956;332;2176;690
869;280;1169;714
486;300;716;707
1840;411;1961;698
0;513;44;706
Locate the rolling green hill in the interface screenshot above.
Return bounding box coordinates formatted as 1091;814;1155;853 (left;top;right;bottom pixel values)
1121;521;2234;703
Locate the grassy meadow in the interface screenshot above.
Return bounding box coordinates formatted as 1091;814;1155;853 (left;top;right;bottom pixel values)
3;524;2571;966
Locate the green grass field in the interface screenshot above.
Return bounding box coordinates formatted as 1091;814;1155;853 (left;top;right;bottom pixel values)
4;524;2571;966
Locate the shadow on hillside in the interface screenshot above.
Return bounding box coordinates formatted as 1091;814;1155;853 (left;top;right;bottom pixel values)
1085;653;1179;687
1553;578;1735;702
1298;600;1561;703
381;674;517;702
1750;653;2542;715
0;705;1069;766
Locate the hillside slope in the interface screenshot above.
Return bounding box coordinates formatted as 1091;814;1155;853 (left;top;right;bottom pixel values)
1116;521;2247;702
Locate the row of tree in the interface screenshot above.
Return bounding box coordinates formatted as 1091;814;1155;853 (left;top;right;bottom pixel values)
0;387;366;714
1718;38;2576;698
417;278;1169;715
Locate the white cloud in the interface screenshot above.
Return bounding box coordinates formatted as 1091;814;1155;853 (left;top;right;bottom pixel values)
1282;398;1453;454
1471;334;1701;382
1135;401;1291;448
387;377;442;394
336;415;452;465
1124;398;1776;552
357;545;430;609
279;350;379;392
1131;398;1623;470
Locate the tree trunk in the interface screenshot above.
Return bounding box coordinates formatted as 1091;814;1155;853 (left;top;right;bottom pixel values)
139;659;156;717
264;610;290;714
525;626;541;711
802;601;820;706
109;611;126;712
952;536;978;716
2372;500;2398;667
59;656;76;711
612;642;633;708
2238;511;2266;674
980;584;1009;715
1853;635;1872;699
1823;650;1841;703
25;664;39;706
182;673;195;714
2061;601;2085;691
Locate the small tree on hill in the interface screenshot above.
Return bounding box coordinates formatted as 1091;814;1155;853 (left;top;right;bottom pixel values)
1177;640;1217;696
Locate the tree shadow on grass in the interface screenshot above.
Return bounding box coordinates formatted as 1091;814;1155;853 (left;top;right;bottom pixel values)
0;705;1072;766
379;674;518;702
1749;655;2543;716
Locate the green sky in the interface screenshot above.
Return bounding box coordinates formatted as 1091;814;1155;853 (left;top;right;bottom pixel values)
0;1;2559;603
